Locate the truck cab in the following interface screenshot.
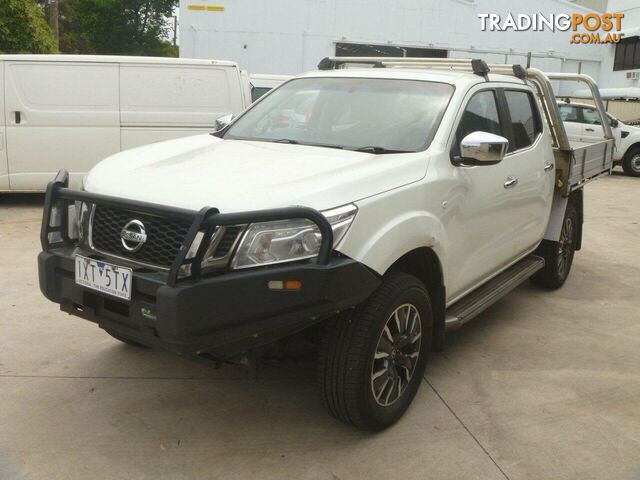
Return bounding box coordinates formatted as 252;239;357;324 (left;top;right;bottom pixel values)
38;58;614;431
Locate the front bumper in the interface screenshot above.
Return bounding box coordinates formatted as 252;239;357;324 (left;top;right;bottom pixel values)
39;247;380;358
38;169;380;358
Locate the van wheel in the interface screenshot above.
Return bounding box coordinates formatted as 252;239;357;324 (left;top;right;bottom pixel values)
532;202;578;290
104;329;149;348
622;147;640;177
317;273;432;431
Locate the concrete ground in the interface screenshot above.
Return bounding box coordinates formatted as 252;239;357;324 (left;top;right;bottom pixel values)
0;172;639;480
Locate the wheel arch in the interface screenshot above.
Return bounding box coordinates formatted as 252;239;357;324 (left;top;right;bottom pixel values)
544;188;583;250
385;247;446;352
622;141;640;160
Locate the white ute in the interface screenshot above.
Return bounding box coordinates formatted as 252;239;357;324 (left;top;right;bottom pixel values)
558;99;640;176
38;57;614;430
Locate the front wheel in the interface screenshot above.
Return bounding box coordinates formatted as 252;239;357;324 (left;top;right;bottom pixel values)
622;147;640;177
532;202;578;290
317;273;432;431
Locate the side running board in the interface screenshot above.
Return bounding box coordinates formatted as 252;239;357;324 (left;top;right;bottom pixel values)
445;255;545;330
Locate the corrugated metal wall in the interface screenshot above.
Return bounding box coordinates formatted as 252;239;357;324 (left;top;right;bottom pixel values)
570;98;640;122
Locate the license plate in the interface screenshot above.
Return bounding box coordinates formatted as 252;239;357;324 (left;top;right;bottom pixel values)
75;255;132;301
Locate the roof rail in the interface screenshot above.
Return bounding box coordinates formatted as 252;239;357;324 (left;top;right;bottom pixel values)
318;57;531;79
319;56;490;77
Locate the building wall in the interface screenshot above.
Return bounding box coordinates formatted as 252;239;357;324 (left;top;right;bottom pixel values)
571;0;608;13
598;0;640;90
180;0;603;93
569;97;640;121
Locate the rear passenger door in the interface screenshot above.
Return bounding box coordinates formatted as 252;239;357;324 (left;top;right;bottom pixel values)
500;89;554;256
4;61;120;190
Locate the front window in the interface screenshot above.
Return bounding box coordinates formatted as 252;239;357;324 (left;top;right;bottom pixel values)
581;108;601;125
559;104;579;122
224;77;454;153
452;90;502;157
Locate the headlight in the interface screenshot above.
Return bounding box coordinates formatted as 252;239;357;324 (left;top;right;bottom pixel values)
229;204;357;270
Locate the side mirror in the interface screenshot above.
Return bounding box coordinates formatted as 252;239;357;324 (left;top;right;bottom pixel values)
458;131;509;165
214;113;234;132
610;118;619;128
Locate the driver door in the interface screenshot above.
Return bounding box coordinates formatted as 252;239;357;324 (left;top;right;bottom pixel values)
580;106;606;142
445;88;522;299
558;104;582;140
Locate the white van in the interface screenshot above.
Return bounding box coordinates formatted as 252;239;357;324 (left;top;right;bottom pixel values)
0;55;251;191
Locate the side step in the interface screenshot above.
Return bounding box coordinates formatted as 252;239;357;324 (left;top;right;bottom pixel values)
445;255;545;330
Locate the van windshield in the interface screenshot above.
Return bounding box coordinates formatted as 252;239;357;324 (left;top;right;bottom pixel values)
224;77;454;153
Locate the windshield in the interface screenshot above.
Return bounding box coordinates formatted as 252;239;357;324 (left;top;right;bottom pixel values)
224;77;454;152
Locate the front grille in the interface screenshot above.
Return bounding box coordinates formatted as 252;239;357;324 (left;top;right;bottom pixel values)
90;206;192;268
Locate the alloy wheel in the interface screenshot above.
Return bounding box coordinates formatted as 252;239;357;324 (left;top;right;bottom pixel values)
557;216;575;278
371;304;422;407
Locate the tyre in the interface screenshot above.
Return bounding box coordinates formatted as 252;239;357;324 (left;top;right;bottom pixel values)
532;202;578;290
622;147;640;177
104;329;149;348
317;273;432;431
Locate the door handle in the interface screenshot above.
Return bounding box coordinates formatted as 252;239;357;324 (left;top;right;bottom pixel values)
544;162;554;172
14;111;21;124
504;177;518;189
585;127;595;132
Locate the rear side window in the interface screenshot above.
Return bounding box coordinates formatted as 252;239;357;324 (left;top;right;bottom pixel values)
504;90;541;151
454;90;502;156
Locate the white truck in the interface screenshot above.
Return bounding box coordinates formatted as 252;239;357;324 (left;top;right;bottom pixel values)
38;57;614;431
0;55;252;191
558;99;640;177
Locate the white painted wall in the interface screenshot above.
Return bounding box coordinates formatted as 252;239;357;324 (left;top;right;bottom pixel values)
180;0;603;93
598;0;640;90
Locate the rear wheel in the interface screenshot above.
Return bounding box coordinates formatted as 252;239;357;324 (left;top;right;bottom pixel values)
104;329;149;348
622;147;640;177
317;273;432;431
532;202;578;290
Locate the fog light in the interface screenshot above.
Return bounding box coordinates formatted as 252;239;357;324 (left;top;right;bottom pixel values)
141;307;157;320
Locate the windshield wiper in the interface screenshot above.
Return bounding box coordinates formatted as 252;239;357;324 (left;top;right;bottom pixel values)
354;146;412;154
306;143;344;150
271;139;344;149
